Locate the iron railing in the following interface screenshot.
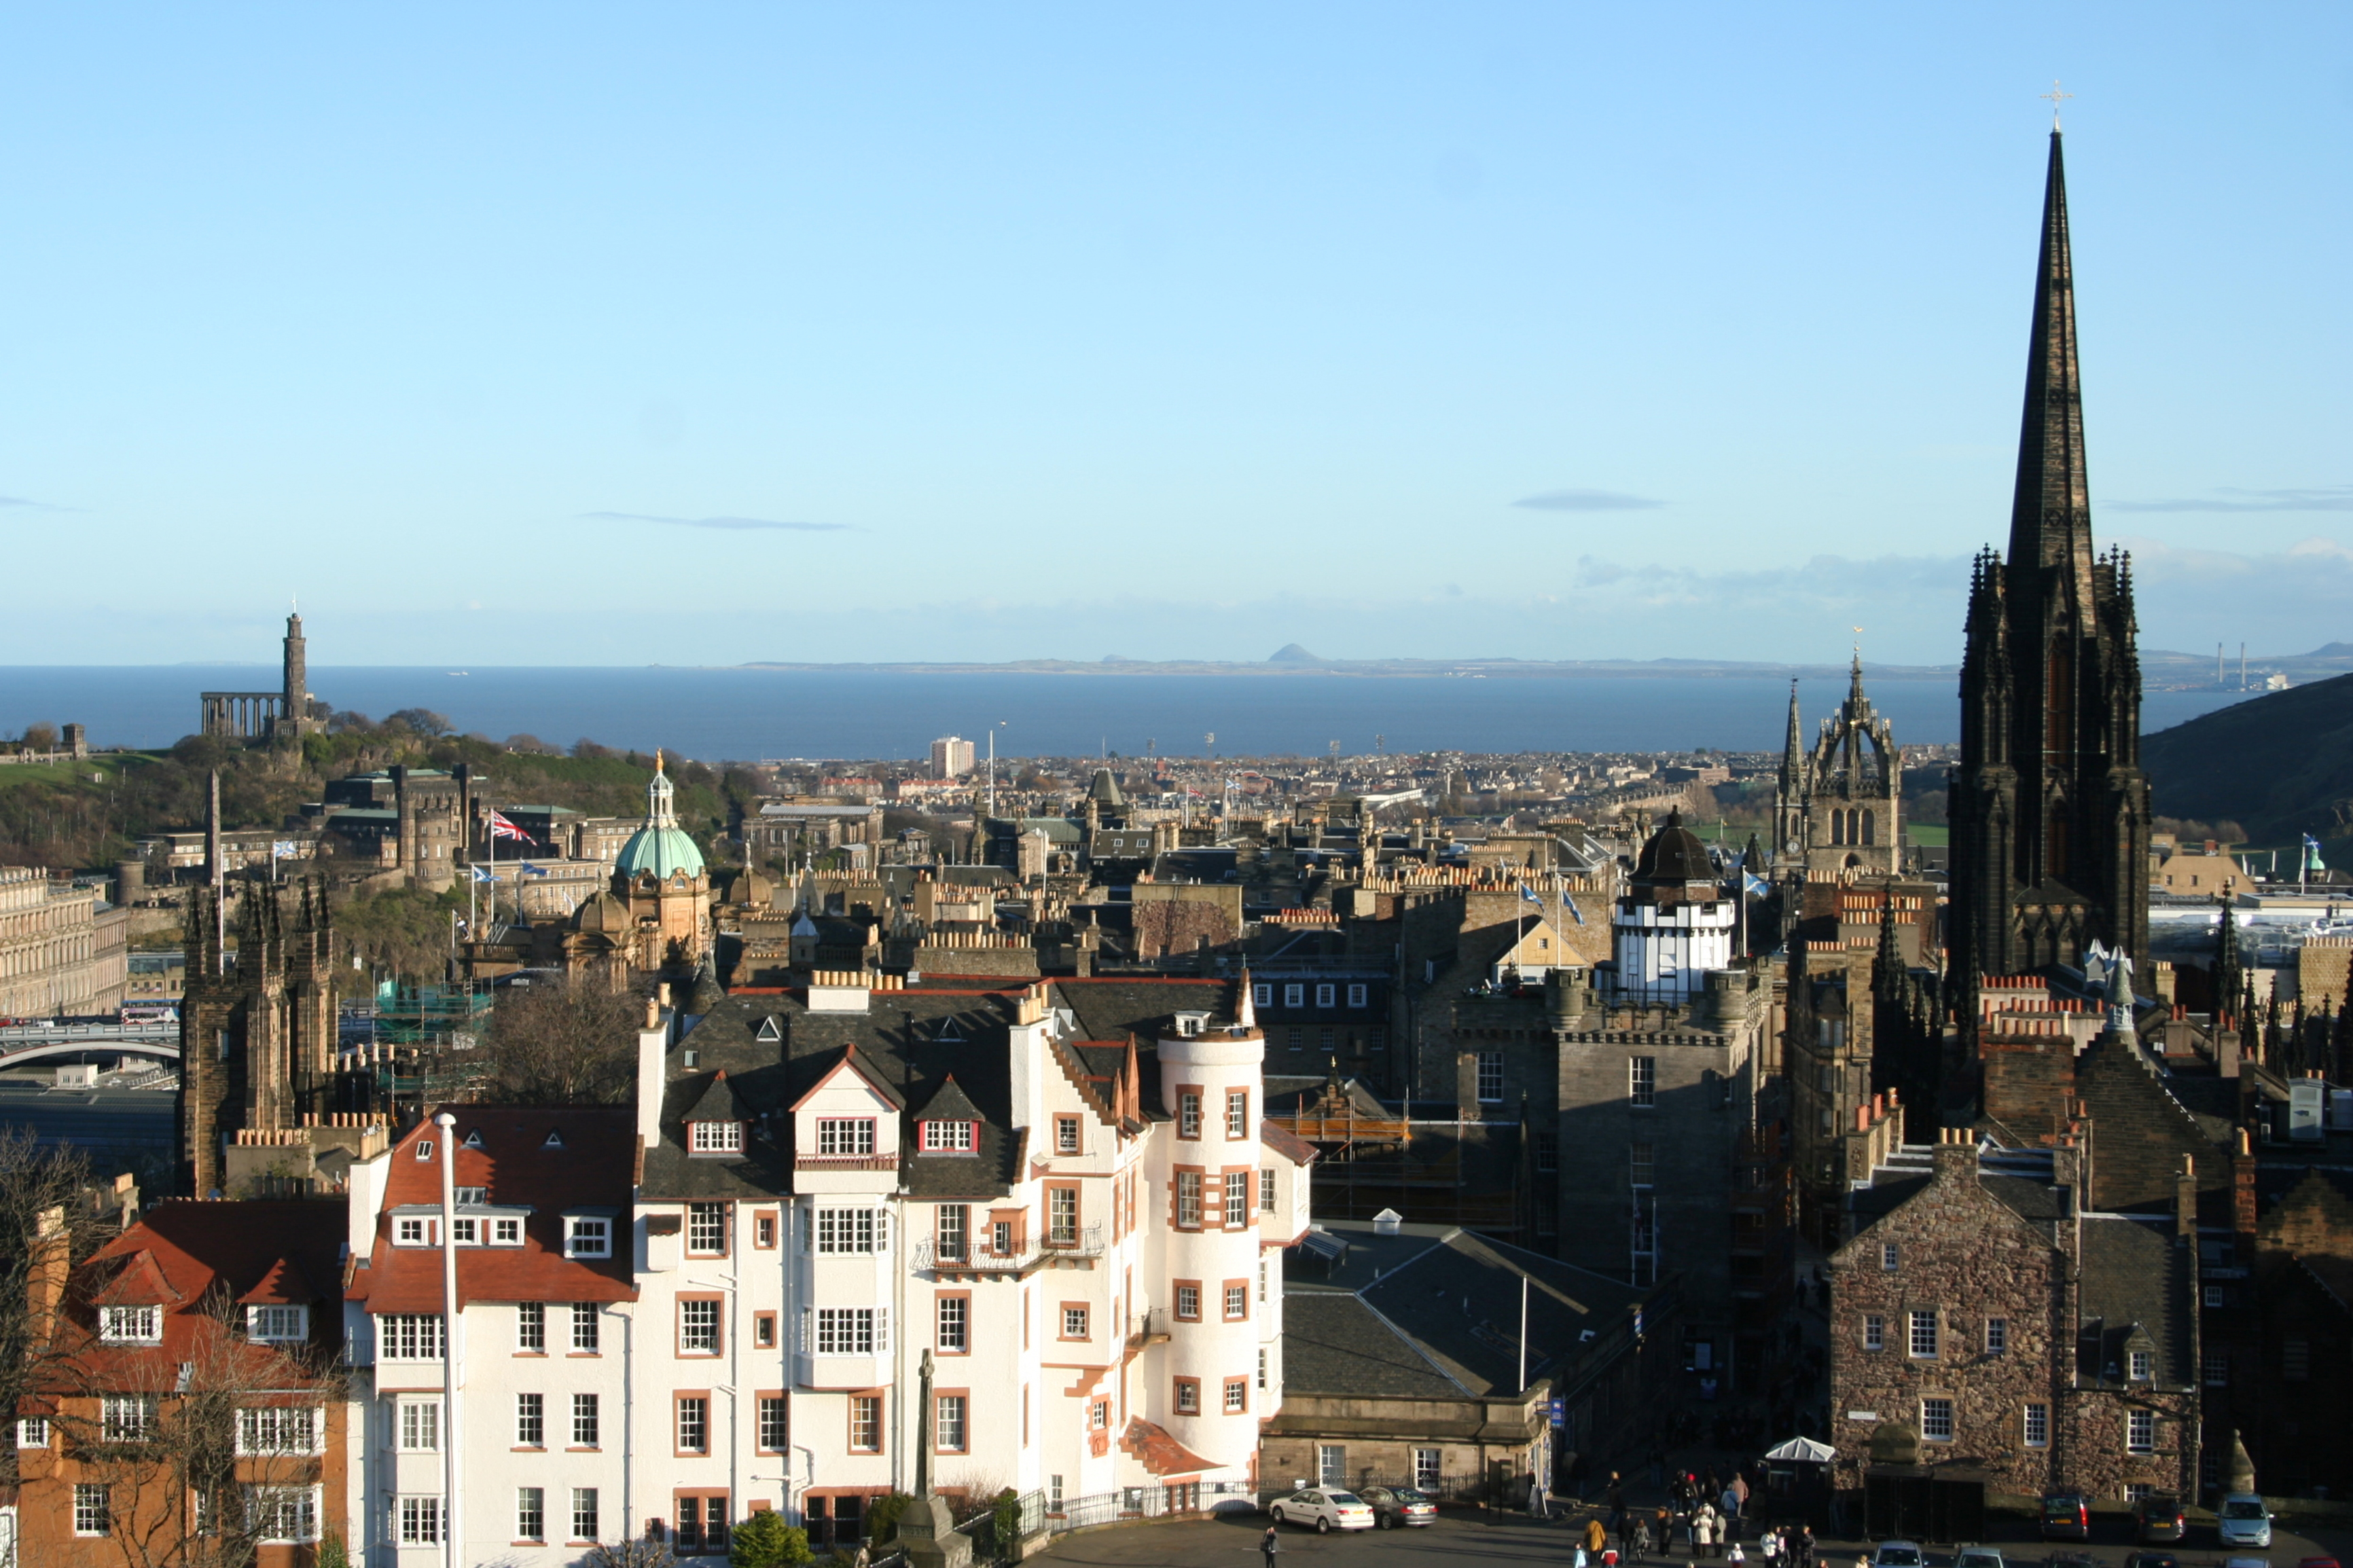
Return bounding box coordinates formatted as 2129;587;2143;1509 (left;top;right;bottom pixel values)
911;1225;1103;1272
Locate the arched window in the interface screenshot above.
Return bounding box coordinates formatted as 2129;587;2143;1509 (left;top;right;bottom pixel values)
1863;810;1877;847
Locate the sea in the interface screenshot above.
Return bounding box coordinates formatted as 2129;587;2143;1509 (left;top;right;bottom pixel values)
0;666;2259;763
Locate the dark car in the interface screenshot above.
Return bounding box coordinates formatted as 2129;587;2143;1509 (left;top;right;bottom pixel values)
2041;1494;2091;1542
2049;1555;2098;1568
1354;1487;1438;1529
2135;1496;2186;1544
2125;1553;2182;1568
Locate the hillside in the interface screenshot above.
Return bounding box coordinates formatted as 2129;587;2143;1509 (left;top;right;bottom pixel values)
0;726;756;873
2142;672;2353;850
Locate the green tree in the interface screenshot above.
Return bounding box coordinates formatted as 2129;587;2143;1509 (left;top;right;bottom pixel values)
863;1494;914;1546
729;1510;813;1568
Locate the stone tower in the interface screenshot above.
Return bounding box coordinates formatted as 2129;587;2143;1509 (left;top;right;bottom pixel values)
283;611;308;727
176;877;340;1196
1950;131;2151;991
1780;657;1904;877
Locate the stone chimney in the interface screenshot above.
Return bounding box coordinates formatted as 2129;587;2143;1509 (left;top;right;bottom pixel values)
2176;1155;2198;1244
1930;1125;1979;1182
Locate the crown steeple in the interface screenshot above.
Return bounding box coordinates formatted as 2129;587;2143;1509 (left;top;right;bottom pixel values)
2008;131;2097;606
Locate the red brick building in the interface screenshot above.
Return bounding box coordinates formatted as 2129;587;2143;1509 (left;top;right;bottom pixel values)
17;1199;351;1568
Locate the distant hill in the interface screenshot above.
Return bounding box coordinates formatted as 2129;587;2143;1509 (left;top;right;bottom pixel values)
2142;672;2353;847
1265;644;1325;665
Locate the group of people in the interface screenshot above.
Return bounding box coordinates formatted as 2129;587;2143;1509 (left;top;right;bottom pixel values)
1560;1466;1816;1568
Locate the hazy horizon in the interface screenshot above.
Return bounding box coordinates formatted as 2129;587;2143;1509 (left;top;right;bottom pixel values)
4;4;2346;667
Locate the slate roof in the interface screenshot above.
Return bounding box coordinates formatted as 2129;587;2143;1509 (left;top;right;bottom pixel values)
1280;1219;1651;1401
658;989;1028;1202
2077;1214;2195;1387
1284;1292;1463;1400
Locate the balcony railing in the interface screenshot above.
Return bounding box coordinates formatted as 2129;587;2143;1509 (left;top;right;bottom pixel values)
1125;1306;1169;1351
912;1224;1104;1273
794;1152;899;1172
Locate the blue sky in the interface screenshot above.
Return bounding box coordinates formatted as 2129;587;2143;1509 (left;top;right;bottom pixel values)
3;3;2346;667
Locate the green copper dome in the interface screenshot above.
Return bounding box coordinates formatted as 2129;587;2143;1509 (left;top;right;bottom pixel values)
617;753;706;879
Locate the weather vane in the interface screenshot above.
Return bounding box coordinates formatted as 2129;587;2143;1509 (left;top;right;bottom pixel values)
2041;81;2072;130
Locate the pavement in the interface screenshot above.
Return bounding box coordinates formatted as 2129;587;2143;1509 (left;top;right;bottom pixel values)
1028;1504;2351;1568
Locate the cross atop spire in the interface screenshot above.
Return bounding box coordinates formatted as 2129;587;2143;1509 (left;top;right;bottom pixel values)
2040;79;2072;130
2006;128;2098;608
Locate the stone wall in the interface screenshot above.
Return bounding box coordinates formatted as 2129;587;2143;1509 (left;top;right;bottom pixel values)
1830;1138;2066;1497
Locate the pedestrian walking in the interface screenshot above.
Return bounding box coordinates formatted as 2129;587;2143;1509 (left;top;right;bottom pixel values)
1633;1517;1654;1562
1530;1471;1549;1520
1799;1526;1816;1568
1606;1474;1628;1546
1261;1525;1281;1568
1761;1527;1778;1567
1693;1506;1715;1561
1727;1543;1746;1568
1586;1515;1609;1561
1656;1509;1674;1560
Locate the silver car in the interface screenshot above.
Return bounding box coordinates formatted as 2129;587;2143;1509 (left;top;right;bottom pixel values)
2217;1495;2271;1550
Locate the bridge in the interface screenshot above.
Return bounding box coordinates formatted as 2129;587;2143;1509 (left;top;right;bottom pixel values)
0;1021;181;1070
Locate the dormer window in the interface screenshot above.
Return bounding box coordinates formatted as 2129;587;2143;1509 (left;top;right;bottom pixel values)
414;1140;435;1162
690;1120;744;1155
921;1120;976;1154
2130;1349;2153;1381
455;1187;488;1206
1174;1012;1207;1038
564;1216;612;1259
247;1305;308;1342
395;1216;436;1247
99;1305;162;1344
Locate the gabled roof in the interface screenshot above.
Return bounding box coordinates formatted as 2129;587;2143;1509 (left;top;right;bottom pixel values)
348;1106;638;1313
916;1075;984;1124
680;1070;749;1125
93;1248;183;1307
238;1253;324;1306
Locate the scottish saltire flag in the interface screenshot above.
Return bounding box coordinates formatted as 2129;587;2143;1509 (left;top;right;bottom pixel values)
271;841;300;859
519;861;549;877
469;865;495;883
2305;834;2329;872
488;810;533;842
1742;873;1771;899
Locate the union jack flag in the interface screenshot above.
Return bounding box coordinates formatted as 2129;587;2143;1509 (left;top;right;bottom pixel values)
486;810;533;843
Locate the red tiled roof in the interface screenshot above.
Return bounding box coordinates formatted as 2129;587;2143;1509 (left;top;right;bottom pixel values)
50;1199;348;1389
1258;1120;1318;1167
347;1104;639;1314
1119;1416;1217;1478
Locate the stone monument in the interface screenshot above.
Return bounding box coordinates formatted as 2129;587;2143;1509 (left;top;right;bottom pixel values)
897;1349;973;1568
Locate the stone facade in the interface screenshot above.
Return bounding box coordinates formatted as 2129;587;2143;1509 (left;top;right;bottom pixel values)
0;866;130;1018
1773;662;1903;879
1829;1133;2199;1503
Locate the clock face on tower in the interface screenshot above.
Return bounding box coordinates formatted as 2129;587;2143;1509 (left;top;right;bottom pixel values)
1785;838;1800;854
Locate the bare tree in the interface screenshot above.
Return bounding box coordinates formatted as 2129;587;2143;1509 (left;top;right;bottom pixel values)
50;1288;346;1568
0;1130;107;1487
477;974;644;1104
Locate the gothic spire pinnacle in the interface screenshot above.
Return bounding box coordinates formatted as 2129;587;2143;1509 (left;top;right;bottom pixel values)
2008;130;2098;607
1779;680;1803;791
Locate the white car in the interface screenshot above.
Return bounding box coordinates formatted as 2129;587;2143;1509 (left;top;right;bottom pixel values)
1270;1489;1377;1533
1873;1544;1926;1568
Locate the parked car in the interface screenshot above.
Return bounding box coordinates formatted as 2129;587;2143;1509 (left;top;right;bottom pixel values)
2125;1552;2181;1568
2295;1558;2341;1568
1956;1547;2005;1568
2224;1557;2271;1568
1268;1490;1376;1533
2047;1554;2097;1568
2136;1495;2187;1544
2042;1494;2093;1541
2217;1495;2273;1550
1873;1543;1926;1568
1354;1487;1437;1529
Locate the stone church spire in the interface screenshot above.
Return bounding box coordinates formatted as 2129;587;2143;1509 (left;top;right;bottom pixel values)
2008;130;2098;613
1950;130;2151;995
